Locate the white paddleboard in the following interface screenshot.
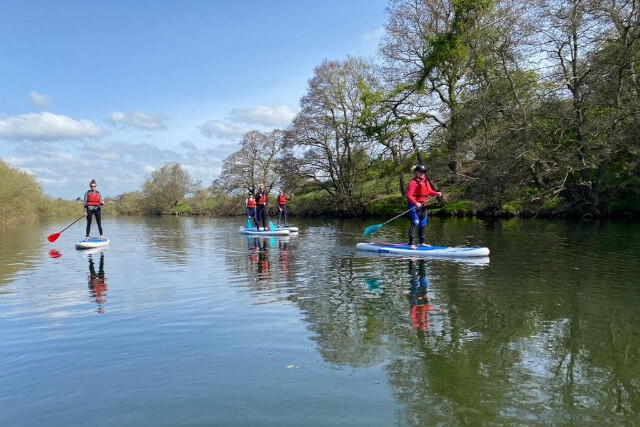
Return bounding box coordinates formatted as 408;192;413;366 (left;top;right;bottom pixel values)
275;225;298;233
356;242;490;257
238;227;290;236
76;237;110;250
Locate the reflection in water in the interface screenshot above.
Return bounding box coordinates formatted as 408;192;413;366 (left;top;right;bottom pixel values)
247;237;270;279
278;240;289;280
144;217;189;266
407;259;436;332
1;218;640;426
48;249;62;259
87;251;107;314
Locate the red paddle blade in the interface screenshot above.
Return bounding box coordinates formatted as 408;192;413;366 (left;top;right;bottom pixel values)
47;233;61;243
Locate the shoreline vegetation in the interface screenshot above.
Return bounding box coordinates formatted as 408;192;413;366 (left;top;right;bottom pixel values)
2;0;639;224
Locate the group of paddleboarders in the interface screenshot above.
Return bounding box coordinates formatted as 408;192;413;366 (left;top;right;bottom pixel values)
245;184;293;229
242;164;441;246
81;164;440;247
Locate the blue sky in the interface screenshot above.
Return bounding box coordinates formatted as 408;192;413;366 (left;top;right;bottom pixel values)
0;0;387;198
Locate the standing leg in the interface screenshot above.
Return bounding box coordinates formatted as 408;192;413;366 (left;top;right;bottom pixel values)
262;207;267;229
418;208;427;244
95;209;103;236
86;210;93;237
408;205;418;246
276;206;282;226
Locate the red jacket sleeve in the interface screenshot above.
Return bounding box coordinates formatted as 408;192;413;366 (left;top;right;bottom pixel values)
407;180;418;205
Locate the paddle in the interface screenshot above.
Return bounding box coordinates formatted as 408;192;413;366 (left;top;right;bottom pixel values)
246;218;253;229
363;197;434;237
47;215;84;242
264;205;276;231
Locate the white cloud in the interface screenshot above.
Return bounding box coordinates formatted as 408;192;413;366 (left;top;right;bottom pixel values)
2;139;234;198
28;91;51;107
0;112;103;141
229;105;296;127
200;119;247;140
106;111;169;130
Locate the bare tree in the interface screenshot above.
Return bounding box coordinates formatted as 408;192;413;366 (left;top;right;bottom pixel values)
215;129;286;195
287;56;379;214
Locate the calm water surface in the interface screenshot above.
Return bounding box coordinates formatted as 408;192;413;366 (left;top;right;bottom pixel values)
0;216;639;426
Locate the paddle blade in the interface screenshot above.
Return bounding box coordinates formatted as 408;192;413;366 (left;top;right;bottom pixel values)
246;219;252;229
363;224;382;237
269;221;275;231
47;232;61;243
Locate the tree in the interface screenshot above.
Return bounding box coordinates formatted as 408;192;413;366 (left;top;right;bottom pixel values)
0;158;45;224
287;56;379;214
381;0;494;176
142;162;192;214
215;129;286;195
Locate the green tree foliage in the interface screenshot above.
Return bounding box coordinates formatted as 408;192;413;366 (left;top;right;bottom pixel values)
0;158;46;225
141;162;193;215
287;56;380;214
218;0;639;218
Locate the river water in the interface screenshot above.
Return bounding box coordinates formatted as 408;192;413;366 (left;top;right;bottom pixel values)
0;216;639;426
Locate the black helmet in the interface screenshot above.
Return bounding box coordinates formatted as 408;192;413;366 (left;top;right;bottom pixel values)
414;164;427;173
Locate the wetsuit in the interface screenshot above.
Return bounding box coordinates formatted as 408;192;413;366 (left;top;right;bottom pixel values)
276;194;289;226
255;190;268;230
84;189;103;237
406;177;438;245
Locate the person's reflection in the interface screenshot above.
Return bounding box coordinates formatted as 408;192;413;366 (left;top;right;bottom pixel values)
248;238;269;279
278;240;289;279
408;259;434;332
88;251;107;314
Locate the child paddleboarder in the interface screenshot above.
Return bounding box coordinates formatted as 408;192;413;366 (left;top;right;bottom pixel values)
406;165;441;249
245;193;257;227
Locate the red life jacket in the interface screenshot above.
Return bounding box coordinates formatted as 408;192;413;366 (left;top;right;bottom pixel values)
277;195;287;205
257;193;267;205
247;198;256;208
86;191;101;206
412;178;431;203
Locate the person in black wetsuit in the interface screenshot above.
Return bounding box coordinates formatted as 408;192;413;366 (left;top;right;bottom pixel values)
254;184;268;231
83;179;105;240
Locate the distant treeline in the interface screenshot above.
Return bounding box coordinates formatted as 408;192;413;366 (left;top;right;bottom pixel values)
212;0;640;218
0;158;80;225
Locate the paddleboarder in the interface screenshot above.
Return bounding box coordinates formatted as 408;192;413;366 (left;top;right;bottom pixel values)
254;184;268;231
245;193;257;227
406;165;441;249
83;179;104;241
276;189;292;227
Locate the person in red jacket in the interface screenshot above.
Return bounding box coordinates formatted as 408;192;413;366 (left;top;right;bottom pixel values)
245;193;257;227
406;165;441;249
83;179;104;240
254;184;268;230
276;189;293;227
